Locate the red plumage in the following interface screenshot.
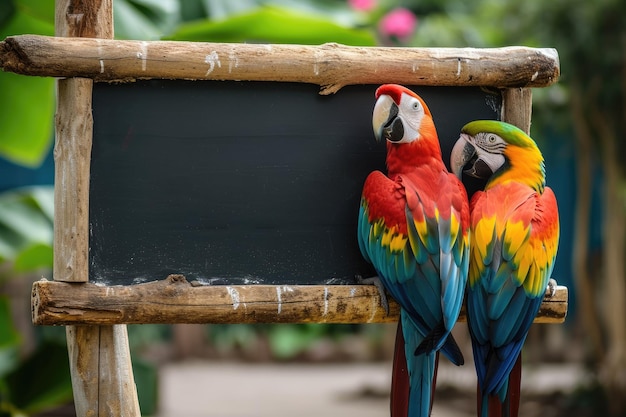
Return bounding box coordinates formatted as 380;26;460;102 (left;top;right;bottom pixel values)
360;84;470;417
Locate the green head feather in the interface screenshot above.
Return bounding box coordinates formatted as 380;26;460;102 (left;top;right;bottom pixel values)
461;120;546;192
461;120;538;149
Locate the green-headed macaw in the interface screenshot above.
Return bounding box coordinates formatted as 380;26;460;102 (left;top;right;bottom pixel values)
450;120;560;417
358;84;470;417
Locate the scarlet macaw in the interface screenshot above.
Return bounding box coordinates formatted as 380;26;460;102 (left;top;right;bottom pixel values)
450;120;560;417
358;84;470;417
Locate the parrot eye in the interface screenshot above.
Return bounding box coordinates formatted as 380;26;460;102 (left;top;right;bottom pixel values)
412;101;421;110
487;134;497;143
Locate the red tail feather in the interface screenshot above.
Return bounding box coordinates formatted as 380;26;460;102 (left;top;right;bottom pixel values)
476;354;523;417
507;355;522;417
390;321;440;417
391;321;409;417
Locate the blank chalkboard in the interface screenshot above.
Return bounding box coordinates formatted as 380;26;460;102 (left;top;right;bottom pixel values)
89;80;500;285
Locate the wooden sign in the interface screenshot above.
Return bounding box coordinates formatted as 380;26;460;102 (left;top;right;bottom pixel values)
88;80;500;286
0;33;567;326
0;34;567;328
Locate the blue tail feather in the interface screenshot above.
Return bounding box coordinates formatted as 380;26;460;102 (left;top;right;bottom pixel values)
407;349;437;417
402;312;437;417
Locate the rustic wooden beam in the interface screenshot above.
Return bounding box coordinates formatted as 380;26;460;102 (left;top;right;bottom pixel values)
0;35;559;94
66;325;140;416
55;1;141;416
502;87;534;134
32;275;568;326
53;78;93;283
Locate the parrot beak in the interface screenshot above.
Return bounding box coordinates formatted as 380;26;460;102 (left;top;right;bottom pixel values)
450;134;477;178
450;134;495;179
372;94;403;143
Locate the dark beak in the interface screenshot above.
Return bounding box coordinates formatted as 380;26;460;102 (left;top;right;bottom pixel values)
450;134;494;179
450;134;477;178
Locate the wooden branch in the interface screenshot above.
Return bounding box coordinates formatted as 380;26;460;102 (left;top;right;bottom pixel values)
65;326;99;414
54;1;113;283
32;275;568;326
66;325;140;416
55;0;113;39
97;325;141;416
502;88;533;134
0;35;560;94
55;2;140;417
53;78;93;282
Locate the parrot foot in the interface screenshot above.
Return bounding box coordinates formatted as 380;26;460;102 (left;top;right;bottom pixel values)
546;278;558;297
355;274;390;315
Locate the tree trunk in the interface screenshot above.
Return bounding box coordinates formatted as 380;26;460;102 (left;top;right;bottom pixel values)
587;77;626;416
569;86;604;361
598;141;626;417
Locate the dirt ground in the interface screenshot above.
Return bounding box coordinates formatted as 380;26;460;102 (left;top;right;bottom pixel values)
153;361;590;417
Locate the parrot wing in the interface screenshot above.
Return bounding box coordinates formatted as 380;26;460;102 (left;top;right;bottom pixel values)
358;166;470;361
467;182;559;395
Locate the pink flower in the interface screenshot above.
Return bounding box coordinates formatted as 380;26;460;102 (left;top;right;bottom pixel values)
348;0;376;12
379;7;418;39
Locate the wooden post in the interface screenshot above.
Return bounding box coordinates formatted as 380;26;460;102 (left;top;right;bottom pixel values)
0;36;560;93
502;87;533;133
54;78;92;283
55;1;140;416
31;277;569;325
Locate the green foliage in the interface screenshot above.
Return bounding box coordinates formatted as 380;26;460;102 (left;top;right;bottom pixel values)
11;0;55;24
266;324;328;359
208;324;259;355
133;358;159;416
2;341;73;415
182;0;366;25
0;297;20;377
0;187;53;276
0;185;57;416
114;0;180;40
0;1;54;167
166;6;375;45
0;297;72;417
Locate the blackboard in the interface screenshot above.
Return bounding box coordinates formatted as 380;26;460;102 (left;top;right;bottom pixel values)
89;80;500;285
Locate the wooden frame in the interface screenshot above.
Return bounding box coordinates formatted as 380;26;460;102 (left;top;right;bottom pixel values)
1;35;558;93
1;1;565;416
32;274;567;326
2;37;566;325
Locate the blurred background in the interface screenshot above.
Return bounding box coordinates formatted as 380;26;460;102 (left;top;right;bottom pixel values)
0;0;624;416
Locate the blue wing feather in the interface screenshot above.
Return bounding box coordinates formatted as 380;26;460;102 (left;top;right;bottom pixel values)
359;169;469;372
468;184;558;400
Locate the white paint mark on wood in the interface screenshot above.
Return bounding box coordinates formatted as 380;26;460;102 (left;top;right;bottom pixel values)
205;51;221;76
228;47;239;73
323;287;329;316
276;286;282;314
226;286;240;310
67;14;84;26
96;40;104;73
350;287;357;297
412;63;418;72
313;50;324;76
368;296;378;323
137;41;148;71
456;59;461;77
531;71;539;81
